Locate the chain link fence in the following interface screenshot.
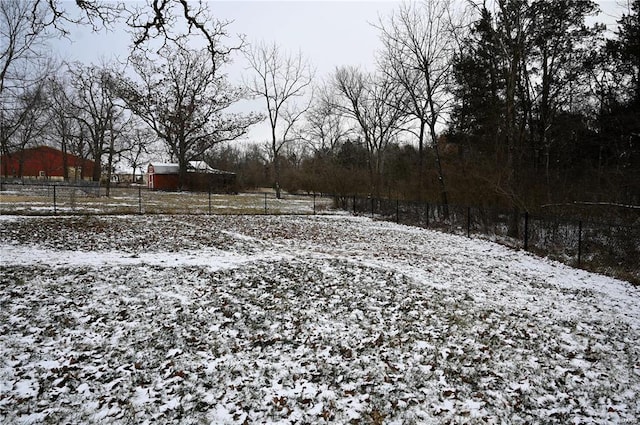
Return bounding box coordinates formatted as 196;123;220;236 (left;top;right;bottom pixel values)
0;181;334;216
2;182;637;284
336;195;640;285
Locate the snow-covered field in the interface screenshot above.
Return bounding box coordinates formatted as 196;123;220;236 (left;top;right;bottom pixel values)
1;214;639;424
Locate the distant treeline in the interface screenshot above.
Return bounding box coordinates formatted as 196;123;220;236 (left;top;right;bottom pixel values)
2;0;638;220
210;0;639;219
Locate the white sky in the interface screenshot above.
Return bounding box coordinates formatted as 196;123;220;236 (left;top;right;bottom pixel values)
52;0;627;146
55;1;405;145
58;1;403;76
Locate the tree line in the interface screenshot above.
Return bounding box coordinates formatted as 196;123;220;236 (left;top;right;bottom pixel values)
1;0;638;215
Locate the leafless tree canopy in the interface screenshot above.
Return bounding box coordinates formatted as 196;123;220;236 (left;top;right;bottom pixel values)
15;1;242;68
332;66;406;195
68;64;127;182
116;45;261;186
245;41;314;198
302;83;352;155
124;0;244;71
44;74;85;170
1;0;59;162
376;0;458;207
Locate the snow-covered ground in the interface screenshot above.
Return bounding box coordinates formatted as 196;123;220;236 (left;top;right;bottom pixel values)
1;214;638;424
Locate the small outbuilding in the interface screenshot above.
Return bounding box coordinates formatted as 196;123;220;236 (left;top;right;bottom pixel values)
147;161;236;192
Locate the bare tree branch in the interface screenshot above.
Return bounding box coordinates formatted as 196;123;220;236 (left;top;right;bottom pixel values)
376;0;458;207
115;45;262;188
245;41;314;198
332;66;406;196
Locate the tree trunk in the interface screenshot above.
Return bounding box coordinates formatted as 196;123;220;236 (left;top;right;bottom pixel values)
417;120;426;201
272;131;282;199
178;157;188;191
18;154;24;178
274;156;281;199
61;141;69;181
105;139;115;197
92;146;102;182
431;128;449;219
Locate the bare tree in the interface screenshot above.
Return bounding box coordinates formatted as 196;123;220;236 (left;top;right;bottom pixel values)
119;123;157;184
44;74;84;180
302;83;352;155
376;0;457;208
245;42;314;198
299;84;355;193
332;66;406;196
117;45;262;188
3;84;49;178
0;0;55;94
23;1;236;67
125;1;244;68
0;0;57;164
67;64;125;188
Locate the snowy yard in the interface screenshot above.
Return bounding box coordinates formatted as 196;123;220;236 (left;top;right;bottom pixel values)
1;214;639;424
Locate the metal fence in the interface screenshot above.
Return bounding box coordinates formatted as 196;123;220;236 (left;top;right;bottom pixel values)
2;181;638;284
0;181;333;216
336;195;640;285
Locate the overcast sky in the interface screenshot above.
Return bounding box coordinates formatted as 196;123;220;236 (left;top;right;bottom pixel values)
57;1;627;69
58;1;404;77
53;0;627;147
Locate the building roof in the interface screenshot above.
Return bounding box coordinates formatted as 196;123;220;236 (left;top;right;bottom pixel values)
149;163;180;174
1;145;94;166
0;145;96;179
148;161;235;175
188;161;216;173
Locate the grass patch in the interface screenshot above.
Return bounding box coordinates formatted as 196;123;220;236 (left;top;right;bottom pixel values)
1;189;335;216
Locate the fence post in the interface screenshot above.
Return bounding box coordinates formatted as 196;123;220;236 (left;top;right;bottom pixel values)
467;206;471;238
353;195;356;215
53;185;57;215
264;193;268;214
578;220;583;266
396;199;399;224
313;193;316;215
138;186;142;215
524;212;529;251
371;197;374;218
208;188;212;215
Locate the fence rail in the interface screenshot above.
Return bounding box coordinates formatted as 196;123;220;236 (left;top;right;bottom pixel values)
338;195;639;285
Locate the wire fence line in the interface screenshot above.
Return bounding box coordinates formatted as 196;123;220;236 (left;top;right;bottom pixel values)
2;181;638;284
0;181;333;216
337;195;639;285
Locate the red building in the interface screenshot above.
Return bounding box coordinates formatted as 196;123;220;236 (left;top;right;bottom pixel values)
147;161;237;192
0;146;95;181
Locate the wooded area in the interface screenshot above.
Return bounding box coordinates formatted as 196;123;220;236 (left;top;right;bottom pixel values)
1;0;638;220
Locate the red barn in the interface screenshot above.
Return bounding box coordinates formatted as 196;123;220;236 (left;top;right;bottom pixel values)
147;161;236;192
147;163;180;190
1;146;95;181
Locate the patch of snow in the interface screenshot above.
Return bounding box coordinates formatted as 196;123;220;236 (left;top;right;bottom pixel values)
0;214;638;423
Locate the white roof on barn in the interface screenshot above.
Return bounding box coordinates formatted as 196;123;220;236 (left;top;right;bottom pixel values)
149;163;179;174
148;161;234;175
188;161;216;173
